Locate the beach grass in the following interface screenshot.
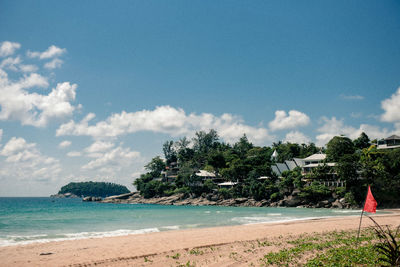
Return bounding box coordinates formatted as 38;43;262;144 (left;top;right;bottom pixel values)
260;228;395;266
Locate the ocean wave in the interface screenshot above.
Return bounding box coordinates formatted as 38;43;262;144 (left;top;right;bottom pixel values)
231;215;335;225
161;225;180;230
0;228;160;247
332;210;362;213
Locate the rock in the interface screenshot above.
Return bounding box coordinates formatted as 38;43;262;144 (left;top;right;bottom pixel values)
282;195;302;207
50;193;79;198
234;198;248;204
83;196;102;202
103;192;136;201
270;202;278;207
292;189;301;196
83;196;92;202
339;198;346;204
331;199;343;209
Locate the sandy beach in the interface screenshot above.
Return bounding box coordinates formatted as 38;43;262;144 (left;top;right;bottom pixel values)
1;211;399;267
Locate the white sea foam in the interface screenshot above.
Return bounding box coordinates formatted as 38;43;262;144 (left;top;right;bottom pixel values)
161;225;180;230
231;216;335;225
332;210;362;213
0;228;160;247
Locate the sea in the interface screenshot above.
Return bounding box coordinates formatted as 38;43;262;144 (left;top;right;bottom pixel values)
0;197;374;247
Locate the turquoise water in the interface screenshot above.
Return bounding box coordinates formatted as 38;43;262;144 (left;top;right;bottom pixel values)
0;197;369;246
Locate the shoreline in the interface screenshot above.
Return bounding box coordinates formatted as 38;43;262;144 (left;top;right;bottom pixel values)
0;206;393;248
0;205;380;248
1;211;399;266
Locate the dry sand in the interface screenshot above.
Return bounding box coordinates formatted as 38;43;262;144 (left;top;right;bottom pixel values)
1;211;399;267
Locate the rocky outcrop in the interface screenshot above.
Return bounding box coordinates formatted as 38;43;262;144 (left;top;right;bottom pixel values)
99;191;356;209
50;193;79;198
83;196;102;202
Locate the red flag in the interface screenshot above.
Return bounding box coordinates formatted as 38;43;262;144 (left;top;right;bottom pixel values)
363;186;377;213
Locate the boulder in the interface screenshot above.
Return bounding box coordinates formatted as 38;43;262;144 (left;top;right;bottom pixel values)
283;195;302;207
103;192;136;200
331;199;343;209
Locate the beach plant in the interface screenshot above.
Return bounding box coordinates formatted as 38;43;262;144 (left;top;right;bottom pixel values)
368;216;400;266
171;253;181;259
189;248;203;255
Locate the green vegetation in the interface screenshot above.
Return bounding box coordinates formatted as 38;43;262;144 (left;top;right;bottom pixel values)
133;130;400;207
260;228;399;266
58;181;129;198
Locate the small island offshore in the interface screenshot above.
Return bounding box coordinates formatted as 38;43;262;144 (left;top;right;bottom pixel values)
86;130;400;209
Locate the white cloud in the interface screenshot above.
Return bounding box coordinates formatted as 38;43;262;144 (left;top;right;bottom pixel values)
44;58;63;69
0;41;21;57
0;56;38;73
58;140;71;148
315;116;391;146
0;137;61;182
340;94;364;100
284;131;311;144
67;151;81;157
57;106;273;145
0;129;2;142
27;45;66;59
381;87;400;123
82;146;140;171
0;69;78;126
0;56;21;71
19;64;38;73
268;110;310;131
84;141;115;155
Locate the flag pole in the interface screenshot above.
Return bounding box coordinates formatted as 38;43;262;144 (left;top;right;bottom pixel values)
356;185;370;246
356;209;364;245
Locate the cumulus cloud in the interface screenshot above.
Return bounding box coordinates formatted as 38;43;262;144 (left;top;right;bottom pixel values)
44;58;63;69
0;70;78;126
268;110;310;131
0;56;21;71
315;116;391;146
82;146;140;171
284;131;311;144
381;87;400;123
58;140;71;148
84;141;115;156
57;106;273;145
0;137;61;181
0;41;21;57
0;56;38;73
27;45;66;59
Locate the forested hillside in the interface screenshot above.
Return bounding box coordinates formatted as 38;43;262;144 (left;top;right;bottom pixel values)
58;182;130;198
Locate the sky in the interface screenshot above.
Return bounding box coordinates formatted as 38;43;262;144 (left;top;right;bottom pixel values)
1;0;400;196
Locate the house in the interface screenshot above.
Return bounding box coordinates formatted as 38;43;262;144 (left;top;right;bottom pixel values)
161;162;179;183
301;153;336;175
271;153;343;187
377;135;400;150
217;181;238;188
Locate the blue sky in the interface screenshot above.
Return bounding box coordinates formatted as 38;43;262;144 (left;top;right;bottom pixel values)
1;0;400;196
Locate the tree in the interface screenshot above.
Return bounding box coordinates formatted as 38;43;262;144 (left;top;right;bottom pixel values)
163;141;177;165
58;181;130;198
326;136;355;162
353;132;370;150
233;134;253;158
145;156;166;178
192;130;219;154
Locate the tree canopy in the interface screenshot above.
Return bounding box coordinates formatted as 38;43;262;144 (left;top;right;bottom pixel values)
58;181;130;198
